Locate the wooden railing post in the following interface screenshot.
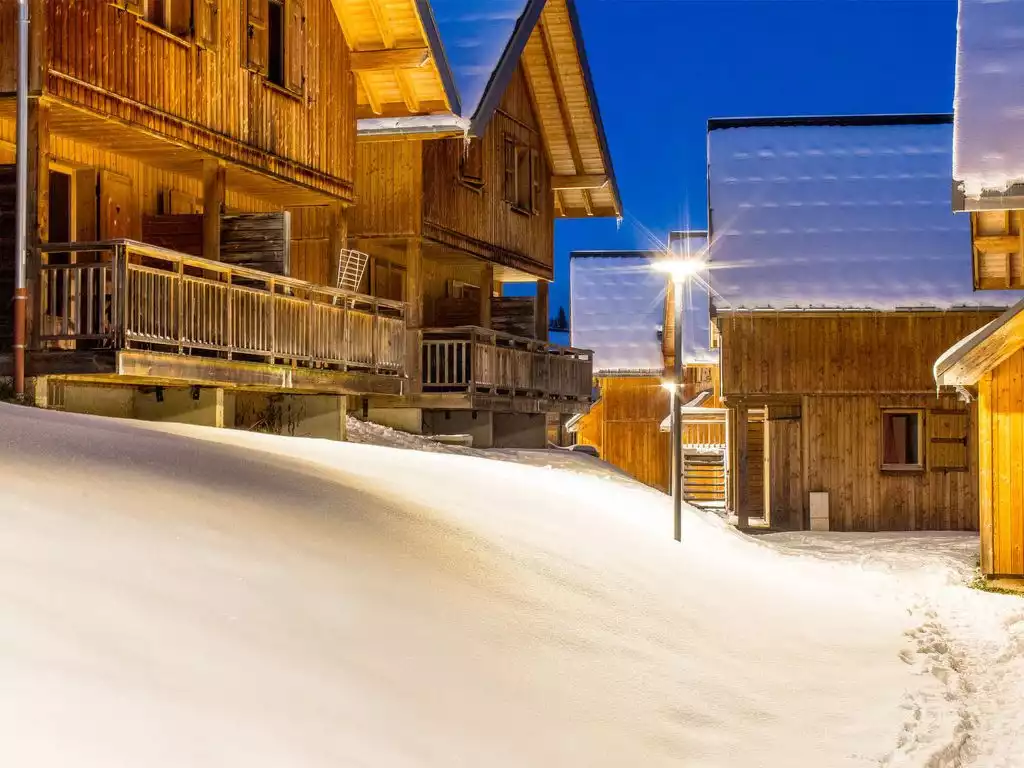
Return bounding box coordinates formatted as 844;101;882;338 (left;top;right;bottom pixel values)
267;278;276;364
118;244;129;349
225;270;233;360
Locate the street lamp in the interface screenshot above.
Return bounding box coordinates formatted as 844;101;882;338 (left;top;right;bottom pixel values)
654;256;705;542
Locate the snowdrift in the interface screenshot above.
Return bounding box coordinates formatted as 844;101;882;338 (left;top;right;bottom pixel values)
0;404;1016;767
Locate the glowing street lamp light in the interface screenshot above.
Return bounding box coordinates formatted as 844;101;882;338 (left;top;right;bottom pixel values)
654;255;706;542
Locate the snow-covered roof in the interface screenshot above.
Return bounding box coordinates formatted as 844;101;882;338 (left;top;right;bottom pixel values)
429;0;538;122
356;115;470;139
570;253;665;375
953;0;1024;208
570;250;718;375
707;116;1020;312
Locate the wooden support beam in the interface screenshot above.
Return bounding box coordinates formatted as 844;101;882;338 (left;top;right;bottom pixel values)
405;237;424;395
327;202;348;287
350;47;430;72
356;71;382;115
202;160;226;261
735;402;750;529
551;174;609;191
479;263;494;329
975;234;1021;255
535;280;549;342
537;17;595;215
395;68;420;112
366;0;395;48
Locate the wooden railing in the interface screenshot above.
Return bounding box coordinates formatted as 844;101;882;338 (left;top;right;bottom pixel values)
37;240;407;376
680;407;728;450
421;327;593;400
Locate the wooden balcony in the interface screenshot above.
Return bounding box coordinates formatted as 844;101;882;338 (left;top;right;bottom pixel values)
419;327;594;414
28;240;407;396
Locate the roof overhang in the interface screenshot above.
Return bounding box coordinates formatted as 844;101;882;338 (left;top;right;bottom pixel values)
332;0;460;120
934;299;1024;387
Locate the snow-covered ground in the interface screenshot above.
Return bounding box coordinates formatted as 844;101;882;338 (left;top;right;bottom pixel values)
1;403;1022;767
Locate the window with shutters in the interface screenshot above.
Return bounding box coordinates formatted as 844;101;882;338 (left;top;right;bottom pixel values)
459;139;484;190
247;0;305;94
880;409;925;472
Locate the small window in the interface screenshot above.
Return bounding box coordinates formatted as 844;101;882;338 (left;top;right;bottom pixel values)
267;0;286;86
502;136;535;215
881;409;924;471
460;139;484;189
141;0;191;36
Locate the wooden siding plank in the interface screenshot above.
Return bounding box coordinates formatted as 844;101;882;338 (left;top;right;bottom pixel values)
979;373;995;573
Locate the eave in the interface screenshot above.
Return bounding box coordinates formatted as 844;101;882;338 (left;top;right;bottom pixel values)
332;0;459;120
934;299;1024;387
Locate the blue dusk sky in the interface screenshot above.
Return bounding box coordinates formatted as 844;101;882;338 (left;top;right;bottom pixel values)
533;0;959;326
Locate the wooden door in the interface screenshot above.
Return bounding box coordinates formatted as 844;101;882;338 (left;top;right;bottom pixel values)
99;171;135;239
0;165;15;345
766;416;804;529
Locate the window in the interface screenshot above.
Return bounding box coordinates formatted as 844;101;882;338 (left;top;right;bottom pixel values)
881;409;924;471
459;139;484;189
144;0;192;36
267;0;285;86
502;136;537;215
246;0;305;93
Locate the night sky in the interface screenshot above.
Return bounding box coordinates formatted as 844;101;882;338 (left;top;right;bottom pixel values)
530;0;960;331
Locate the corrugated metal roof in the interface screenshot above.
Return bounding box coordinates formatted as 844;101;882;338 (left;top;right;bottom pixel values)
707;119;1021;312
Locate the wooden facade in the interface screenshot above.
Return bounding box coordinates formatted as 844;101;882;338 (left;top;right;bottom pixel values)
722;311;998;531
935;304;1024;577
0;0;426;399
576;376;671;491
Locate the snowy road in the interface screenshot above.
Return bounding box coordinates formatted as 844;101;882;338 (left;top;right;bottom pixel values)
0;404;1021;767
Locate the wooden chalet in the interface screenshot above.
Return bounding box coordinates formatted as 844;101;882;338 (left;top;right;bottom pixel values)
708;114;1019;532
348;0;619;448
934;0;1024;581
0;0;465;436
568;237;724;500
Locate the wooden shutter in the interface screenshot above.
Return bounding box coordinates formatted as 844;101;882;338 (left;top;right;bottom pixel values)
516;146;530;210
111;0;144;15
927;408;970;472
167;0;192;35
530;148;541;214
285;0;306;93
503;138;517;204
246;0;269;74
194;0;219;49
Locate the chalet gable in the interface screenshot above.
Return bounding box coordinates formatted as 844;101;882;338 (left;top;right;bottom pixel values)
357;0;621;219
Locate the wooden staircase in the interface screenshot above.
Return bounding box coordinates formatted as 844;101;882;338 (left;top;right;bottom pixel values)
683;451;727;507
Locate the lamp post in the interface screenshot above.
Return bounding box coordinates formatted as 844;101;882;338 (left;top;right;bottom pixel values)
655;256;704;542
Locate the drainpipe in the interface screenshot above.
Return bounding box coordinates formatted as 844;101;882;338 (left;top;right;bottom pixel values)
13;0;29;399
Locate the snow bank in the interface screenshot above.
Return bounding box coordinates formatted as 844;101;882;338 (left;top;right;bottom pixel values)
0;404;1022;766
